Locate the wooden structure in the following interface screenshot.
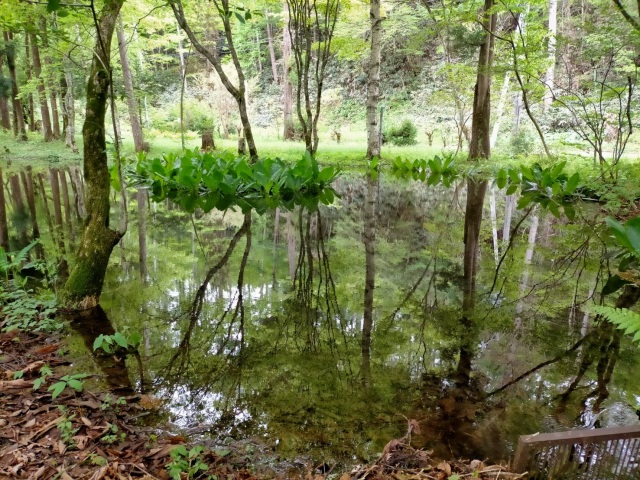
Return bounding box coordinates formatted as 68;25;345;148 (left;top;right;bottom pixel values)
513;425;640;478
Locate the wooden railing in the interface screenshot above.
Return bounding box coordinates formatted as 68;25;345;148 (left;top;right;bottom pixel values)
513;425;640;479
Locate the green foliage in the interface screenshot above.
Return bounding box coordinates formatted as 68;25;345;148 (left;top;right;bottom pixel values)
509;130;535;156
0;241;39;281
496;162;581;220
57;411;79;448
601;216;640;295
390;153;458;187
128;150;340;214
93;331;142;354
48;374;89;399
0;288;59;333
33;364;53;391
166;445;212;480
383;119;418;146
592;305;640;344
101;423;126;444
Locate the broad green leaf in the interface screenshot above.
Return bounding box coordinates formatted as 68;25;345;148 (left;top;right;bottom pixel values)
113;332;128;348
49;382;66;399
606;217;633;251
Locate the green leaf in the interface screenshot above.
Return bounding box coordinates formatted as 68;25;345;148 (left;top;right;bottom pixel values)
49;382;66;399
67;379;84;391
93;335;104;351
113;332;128;348
565;172;580;194
47;0;61;12
496;169;507;189
602;275;629;295
234;12;246;23
170;445;188;459
625;217;640;253
606;217;633;251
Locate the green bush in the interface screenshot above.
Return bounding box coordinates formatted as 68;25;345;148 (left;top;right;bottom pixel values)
383;119;418;146
509;129;534;156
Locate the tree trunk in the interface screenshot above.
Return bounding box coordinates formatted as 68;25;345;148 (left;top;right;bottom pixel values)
287;211;296;278
462;178;488;312
366;0;382;159
469;0;496;161
490;72;510;148
265;12;279;84
201;128;215;150
463;0;495;313
116;15;145;152
282;4;294;140
137;189;147;283
0;167;9;251
543;0;558;112
50;90;61;139
62;0;126;310
31;32;54;141
23;35;36;132
0;58;11;131
362;173;377;361
171;1;258;160
58;169;73;243
23;167;40;241
4;31;27;140
61;62;78;152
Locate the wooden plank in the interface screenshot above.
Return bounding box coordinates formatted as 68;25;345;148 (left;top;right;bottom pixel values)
519;425;640;447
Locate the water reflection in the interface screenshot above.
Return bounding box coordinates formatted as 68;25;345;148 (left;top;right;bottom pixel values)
5;167;640;465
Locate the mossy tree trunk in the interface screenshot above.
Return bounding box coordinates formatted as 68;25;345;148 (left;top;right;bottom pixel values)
62;0;125;310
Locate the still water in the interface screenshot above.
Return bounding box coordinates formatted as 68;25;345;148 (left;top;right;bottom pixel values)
5;166;640;466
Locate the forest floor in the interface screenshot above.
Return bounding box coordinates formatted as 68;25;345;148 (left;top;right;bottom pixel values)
0;329;526;480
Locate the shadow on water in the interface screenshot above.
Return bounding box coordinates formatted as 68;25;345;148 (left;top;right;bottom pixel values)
65;306;134;394
8;168;640;466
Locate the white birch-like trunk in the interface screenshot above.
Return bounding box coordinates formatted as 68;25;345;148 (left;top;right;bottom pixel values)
490;72;510;148
543;0;558;112
366;0;382;159
489;185;499;265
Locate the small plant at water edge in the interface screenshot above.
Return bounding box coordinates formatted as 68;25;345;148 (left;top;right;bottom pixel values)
166;445;213;480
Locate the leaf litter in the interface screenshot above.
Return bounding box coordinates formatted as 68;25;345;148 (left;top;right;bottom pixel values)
0;330;525;479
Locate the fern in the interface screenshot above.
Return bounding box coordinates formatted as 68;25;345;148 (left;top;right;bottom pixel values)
592;305;640;343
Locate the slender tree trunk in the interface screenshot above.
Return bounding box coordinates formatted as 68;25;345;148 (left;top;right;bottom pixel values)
71;166;86;219
255;30;262;72
116;15;145;152
31;32;54;141
543;0;558;112
62;0;126;310
0;58;11;131
0;167;9;251
366;0;382;159
41;19;61;139
137;189;147;283
23;35;36;132
490;72;510;148
58;169;73;243
265;12;279;84
62;65;78;152
49;90;61;139
23;167;40;241
362;173;377;362
463;0;495;313
489;185;499;265
287;211;296;279
4;31;27;140
37;173;55;243
282;4;294;140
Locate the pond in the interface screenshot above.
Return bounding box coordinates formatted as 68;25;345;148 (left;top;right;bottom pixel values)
4;165;640;468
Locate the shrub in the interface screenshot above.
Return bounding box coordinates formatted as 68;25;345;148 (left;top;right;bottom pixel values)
509;129;534;156
383;119;418;146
